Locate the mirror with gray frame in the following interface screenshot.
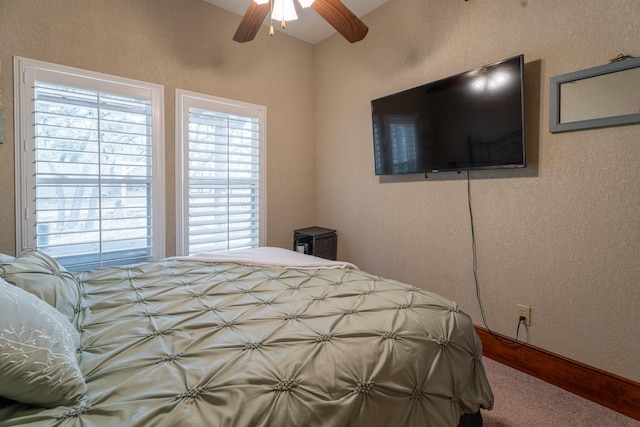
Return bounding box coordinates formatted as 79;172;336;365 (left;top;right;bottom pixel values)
549;56;640;133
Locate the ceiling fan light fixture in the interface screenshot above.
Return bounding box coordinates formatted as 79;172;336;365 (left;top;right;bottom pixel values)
272;0;298;22
235;0;368;43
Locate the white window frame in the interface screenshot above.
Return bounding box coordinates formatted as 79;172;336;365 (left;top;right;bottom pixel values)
14;57;165;267
175;89;266;256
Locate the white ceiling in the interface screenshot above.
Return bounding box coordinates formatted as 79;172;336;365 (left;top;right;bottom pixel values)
203;0;388;44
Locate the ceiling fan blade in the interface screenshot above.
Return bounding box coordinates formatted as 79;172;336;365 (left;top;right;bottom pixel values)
233;1;271;43
311;0;369;43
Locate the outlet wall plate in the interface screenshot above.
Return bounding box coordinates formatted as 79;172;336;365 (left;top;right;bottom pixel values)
517;304;531;326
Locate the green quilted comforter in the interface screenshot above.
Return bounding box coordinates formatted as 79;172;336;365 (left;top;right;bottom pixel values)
0;248;493;426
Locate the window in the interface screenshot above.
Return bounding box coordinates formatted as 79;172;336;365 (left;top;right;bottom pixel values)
176;90;266;256
14;57;165;271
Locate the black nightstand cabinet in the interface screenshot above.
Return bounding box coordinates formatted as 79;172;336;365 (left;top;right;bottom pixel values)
293;226;337;260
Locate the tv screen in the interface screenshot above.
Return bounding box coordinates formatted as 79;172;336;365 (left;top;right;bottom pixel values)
371;55;526;175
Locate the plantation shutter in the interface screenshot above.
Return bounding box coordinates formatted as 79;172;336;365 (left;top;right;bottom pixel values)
176;91;266;256
15;58;165;271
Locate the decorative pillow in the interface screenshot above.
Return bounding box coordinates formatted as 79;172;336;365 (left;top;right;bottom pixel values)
0;249;81;322
0;253;16;263
0;278;86;407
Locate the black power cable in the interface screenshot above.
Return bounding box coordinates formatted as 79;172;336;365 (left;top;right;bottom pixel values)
516;315;527;341
466;171;492;332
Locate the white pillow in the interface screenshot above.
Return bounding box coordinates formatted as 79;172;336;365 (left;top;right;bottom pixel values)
0;278;86;407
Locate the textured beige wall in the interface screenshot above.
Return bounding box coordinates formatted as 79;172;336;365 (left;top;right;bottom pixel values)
0;0;316;255
314;0;640;382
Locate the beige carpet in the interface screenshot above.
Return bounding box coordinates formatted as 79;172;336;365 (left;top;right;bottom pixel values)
481;357;640;426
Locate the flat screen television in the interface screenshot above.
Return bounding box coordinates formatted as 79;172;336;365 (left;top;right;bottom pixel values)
371;55;526;175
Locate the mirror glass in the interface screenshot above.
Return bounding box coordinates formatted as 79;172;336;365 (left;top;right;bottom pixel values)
560;67;640;123
550;57;640;133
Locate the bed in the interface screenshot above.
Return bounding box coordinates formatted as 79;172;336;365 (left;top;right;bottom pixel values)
0;247;493;426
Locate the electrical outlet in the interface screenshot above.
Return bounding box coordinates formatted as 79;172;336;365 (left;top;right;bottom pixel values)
517;304;531;326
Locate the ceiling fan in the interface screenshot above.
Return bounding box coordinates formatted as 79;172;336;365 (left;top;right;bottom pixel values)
233;0;369;43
